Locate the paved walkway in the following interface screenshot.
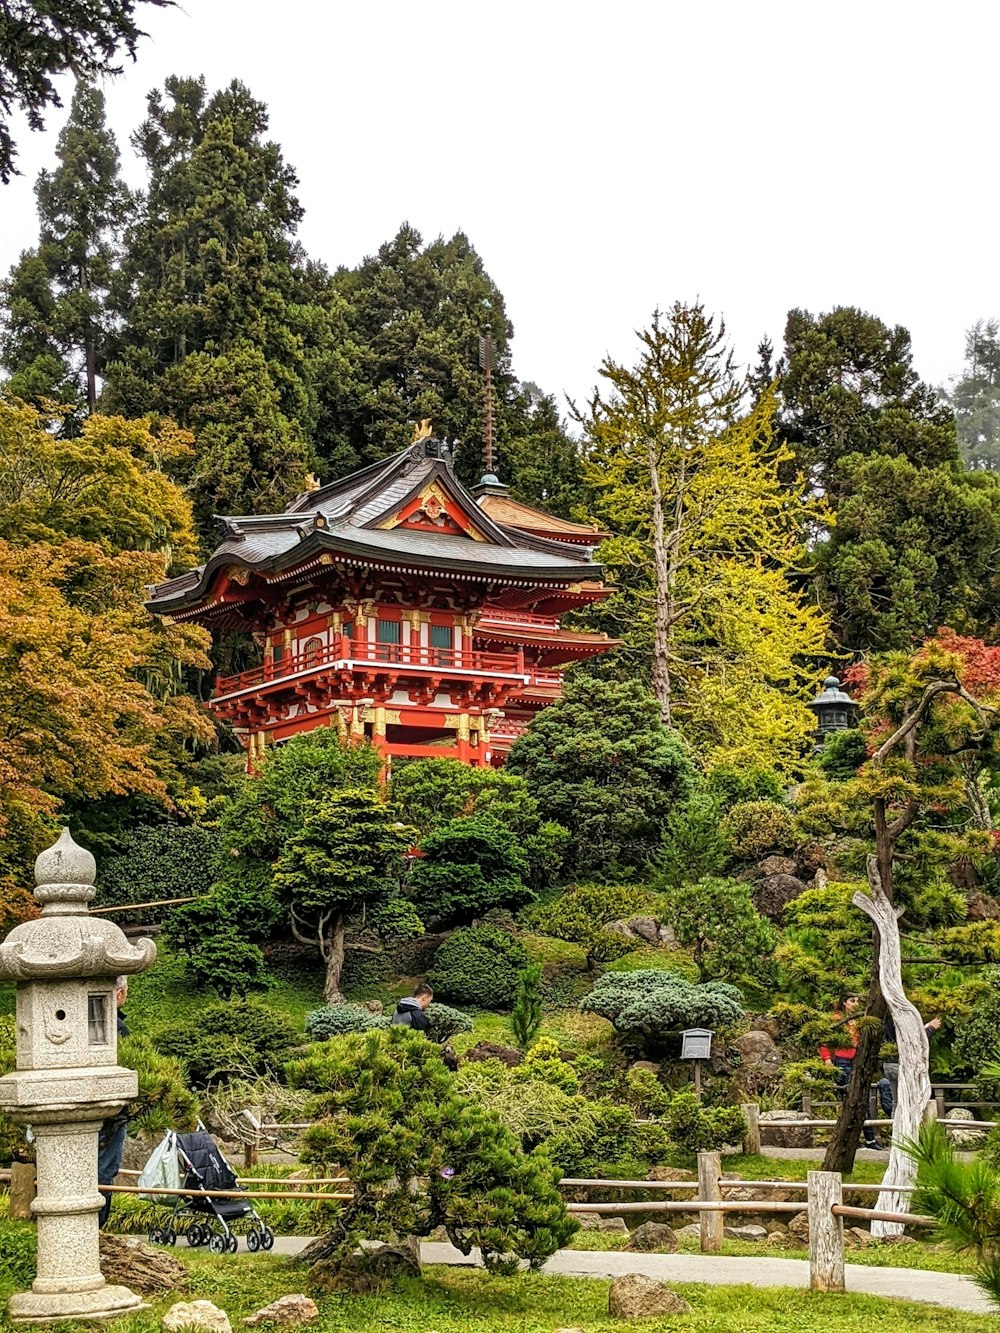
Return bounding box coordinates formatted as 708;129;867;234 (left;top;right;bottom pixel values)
270;1237;993;1315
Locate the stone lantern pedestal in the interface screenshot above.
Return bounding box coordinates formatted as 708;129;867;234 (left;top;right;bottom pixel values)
0;829;156;1322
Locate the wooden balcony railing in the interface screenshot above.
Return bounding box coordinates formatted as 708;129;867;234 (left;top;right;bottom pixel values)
214;635;536;698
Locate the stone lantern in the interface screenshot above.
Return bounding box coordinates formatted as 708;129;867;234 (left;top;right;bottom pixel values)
0;829;156;1323
807;674;858;749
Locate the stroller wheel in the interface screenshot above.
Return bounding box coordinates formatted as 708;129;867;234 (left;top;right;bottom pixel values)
185;1224;201;1247
246;1229;260;1253
163;1227;176;1247
227;1234;238;1254
148;1229;162;1246
208;1234;226;1255
261;1228;275;1251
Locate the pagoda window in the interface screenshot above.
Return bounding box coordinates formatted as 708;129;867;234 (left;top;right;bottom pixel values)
271;642;284;665
302;636;323;667
376;618;401;662
430;622;453;666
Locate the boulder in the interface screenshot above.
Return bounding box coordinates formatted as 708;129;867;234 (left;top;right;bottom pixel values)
626;916;661;945
100;1236;186;1296
245;1297;320;1327
795;841;830;877
724;1224;768;1242
608;1274;691;1318
787;1211;809;1244
967;891;1000;922
674;1223;701;1239
757;855;797;878
646;1166;695;1182
945;1106;988;1146
629;1060;662;1076
365;1242;422;1278
604;919;639;940
626;1222;678;1253
843;1227;874;1249
733;1031;782;1083
463;1041;523;1067
753;874;809;920
120;1135;154;1174
750;1014;781;1041
764;1230;793;1247
359;999;384;1015
759;1109;813;1149
162;1302;231;1333
575;1212;627;1233
657;924;678;948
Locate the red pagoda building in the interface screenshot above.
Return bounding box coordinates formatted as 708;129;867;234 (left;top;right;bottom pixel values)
146;429;617;768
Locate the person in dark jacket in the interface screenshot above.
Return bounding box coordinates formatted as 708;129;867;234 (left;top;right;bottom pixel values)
98;976;130;1228
392;982;433;1030
880;1011;941;1116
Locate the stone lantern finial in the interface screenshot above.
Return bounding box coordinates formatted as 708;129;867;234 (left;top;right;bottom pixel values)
33;827;97;916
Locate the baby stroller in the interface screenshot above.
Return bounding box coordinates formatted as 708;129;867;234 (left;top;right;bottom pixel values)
139;1127;275;1254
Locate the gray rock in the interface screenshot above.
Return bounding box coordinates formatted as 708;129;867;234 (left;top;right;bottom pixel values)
629;1060;662;1076
754;873;808;920
757;855;797;878
162;1302;231;1333
674;1223;701;1239
724;1224;768;1242
787;1211;809;1243
657;924;678;948
603;919;639;940
245;1296;319;1327
944;1106;987;1146
626;916;661;945
598;1217;629;1234
759;1109;813;1149
733;1031;782;1082
626;1222;678;1253
608;1274;692;1318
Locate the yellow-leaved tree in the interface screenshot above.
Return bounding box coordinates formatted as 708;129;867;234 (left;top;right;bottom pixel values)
580;303;829;774
0;400;213;903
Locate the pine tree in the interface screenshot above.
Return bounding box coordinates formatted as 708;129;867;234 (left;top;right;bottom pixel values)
951;318;1000;472
511;963;544;1049
1;82;129;414
103;76;318;527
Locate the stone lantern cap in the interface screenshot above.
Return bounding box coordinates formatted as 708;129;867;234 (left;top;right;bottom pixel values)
0;829;155;983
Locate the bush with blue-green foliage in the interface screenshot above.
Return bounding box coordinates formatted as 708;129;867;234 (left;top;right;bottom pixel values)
428;924;528;1009
305;1004;392;1039
581;970;744;1051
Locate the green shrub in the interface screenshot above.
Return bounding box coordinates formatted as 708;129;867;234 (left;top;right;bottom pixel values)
0;1218;35;1293
954;970;1000;1090
511;963;544;1049
156;999;299;1088
305;1004;392;1039
624;1066;671;1118
706;764;784;810
581;970;744;1051
121;1034;199;1134
424;1002;474;1041
428;924;528;1009
0;1016;24;1164
528;883;653;966
662;876;775;982
658;790;727;888
721;800;795;859
513;1037;580;1094
409;816;533;926
288;1027;576;1273
162;899;267;998
663;1089;746;1157
97;824;216;920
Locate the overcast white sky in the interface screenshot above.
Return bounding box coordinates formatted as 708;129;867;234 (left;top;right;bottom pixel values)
2;0;997;409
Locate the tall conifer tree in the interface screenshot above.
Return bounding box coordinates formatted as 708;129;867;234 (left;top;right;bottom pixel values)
1;82;129;415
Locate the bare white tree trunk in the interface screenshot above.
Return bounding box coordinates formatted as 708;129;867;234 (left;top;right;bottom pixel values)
852;854;931;1238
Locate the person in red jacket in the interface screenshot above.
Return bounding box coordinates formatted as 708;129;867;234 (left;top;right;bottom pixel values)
819;993;885;1150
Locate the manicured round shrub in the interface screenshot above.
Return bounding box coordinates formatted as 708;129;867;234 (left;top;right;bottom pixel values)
423;1002;474;1040
581;970;744;1049
156;999;299;1088
305;1004;392;1039
721;800;795;859
428;925;528;1009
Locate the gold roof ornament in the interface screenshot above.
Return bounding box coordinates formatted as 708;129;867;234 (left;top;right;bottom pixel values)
411;418;433;443
303;471;321;492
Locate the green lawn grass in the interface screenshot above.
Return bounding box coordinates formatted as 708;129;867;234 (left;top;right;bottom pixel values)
0;1242;991;1333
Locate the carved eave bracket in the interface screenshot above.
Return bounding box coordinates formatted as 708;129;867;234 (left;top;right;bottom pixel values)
0;926;156;983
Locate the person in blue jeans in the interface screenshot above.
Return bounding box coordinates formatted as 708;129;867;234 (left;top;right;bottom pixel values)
819;993;886;1150
97;977;130;1229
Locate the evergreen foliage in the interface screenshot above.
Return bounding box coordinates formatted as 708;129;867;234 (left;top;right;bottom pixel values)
408;816;533;927
156;998;298;1088
0;0;166;182
950;318;1000;472
721;799;796;860
422;1003;474;1041
428;925;528;1010
119;1033;199;1134
1;82;129;412
527;882;654;968
663;876;775;982
511;964;544;1050
506;676;694;878
581;970;744;1048
662;1088;746;1156
305;1005;391;1040
657;789;727;888
288;1027;577;1273
98;823;214;912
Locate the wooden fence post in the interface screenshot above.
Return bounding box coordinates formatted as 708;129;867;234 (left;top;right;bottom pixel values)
697;1150;723;1253
802;1093;813;1117
9;1161;36;1220
934;1088;946;1120
807;1169;844;1293
741;1103;761;1156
